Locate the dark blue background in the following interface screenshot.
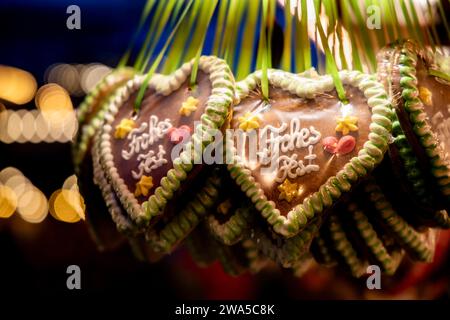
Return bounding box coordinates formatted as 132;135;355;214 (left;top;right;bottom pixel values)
0;0;146;84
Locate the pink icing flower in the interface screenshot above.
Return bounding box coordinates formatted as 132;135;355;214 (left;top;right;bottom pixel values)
322;136;338;154
336;135;356;155
168;125;191;144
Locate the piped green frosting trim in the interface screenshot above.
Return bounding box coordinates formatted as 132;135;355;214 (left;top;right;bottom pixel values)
252;217;322;267
206;202;254;246
145;171;221;253
364;178;434;262
328;214;368;278
347;202;402;275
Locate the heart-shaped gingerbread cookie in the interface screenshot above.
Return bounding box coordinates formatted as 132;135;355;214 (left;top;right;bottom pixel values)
226;69;393;237
95;56;234;231
377;40;450;227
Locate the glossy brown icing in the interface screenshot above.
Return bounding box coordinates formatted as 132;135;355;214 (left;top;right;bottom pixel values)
110;71;212;203
231;85;372;216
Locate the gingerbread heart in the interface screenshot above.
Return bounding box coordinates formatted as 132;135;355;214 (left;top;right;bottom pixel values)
95;56;234;230
377;40;450;227
226;69;393;237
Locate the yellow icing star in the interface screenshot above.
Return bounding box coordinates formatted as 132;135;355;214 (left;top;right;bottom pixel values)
278;179;300;203
114;118;135;139
419;86;433;106
217;200;232;215
336;116;358;135
179;96;199;117
134;175;154;197
238;112;261;132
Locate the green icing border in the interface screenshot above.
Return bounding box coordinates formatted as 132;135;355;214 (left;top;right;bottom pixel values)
347;202;403;275
184;224;218;267
328;214;368;278
145;171;221;253
206;201;254;246
226;69;394;238
311;232;338;267
390;112;434;206
99;56;234;227
92;130;139;235
252;217;322;268
73;67;135;172
214;242;248;276
241;239;270;274
364;178;435;262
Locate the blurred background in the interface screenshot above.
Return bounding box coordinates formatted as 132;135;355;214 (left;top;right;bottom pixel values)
0;0;449;299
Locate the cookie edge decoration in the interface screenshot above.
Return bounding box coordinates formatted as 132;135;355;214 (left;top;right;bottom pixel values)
145;169;222;253
206;201;254;246
226;69;394;238
363;178;435;262
72;67;137;172
99;56;234;226
92;130;138;235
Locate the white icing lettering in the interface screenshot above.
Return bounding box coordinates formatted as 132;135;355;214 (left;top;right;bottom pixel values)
132;145;168;180
235;118;321;181
276;145;319;182
122;115;172;160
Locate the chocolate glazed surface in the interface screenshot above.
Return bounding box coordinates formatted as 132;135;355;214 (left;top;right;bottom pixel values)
110;71;212;204
231;85;372;216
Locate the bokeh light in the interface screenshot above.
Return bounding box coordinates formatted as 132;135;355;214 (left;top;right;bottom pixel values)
21;109;37;141
0;65;37;105
80;63;112;93
44;63;112;96
34;111;50;142
0;168;86;224
35;83;73;117
6;110;22;142
0;109;13;143
16;187;48;223
49;190;85;223
0;184;18;218
49;175;85;223
45;63;83;96
0;167;48;222
15;109;29;143
0;109;78;143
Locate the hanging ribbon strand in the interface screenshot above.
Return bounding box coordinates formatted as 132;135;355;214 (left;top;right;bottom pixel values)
117;0;157;69
125;0;441;107
134;0;194;113
259;0;271;101
314;0;348;103
190;0;219;87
